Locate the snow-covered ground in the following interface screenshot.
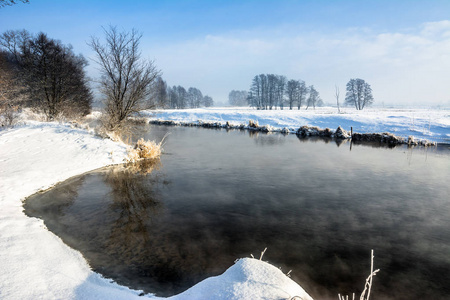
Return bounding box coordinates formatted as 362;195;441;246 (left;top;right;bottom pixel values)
143;106;450;144
0;119;312;300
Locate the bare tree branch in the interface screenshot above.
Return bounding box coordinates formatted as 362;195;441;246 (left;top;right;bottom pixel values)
0;0;29;8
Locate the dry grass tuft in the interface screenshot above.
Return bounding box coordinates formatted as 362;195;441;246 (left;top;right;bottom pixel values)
126;138;164;163
248;119;259;128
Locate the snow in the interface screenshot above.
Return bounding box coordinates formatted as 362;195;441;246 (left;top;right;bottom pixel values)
176;258;312;300
143;106;450;144
0;120;313;300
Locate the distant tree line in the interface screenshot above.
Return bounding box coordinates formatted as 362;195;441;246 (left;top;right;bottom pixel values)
228;90;248;106
153;77;214;109
231;75;374;111
0;29;92;121
231;74;323;110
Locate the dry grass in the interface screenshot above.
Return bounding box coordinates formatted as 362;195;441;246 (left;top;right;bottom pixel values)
248;119;259;128
126;138;164;163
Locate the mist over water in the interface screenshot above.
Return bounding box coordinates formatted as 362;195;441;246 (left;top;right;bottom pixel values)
25;126;450;299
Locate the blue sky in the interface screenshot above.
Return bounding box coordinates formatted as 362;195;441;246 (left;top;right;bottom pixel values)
2;0;450;106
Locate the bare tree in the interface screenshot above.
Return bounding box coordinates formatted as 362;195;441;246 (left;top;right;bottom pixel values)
151;76;168;108
0;51;21;103
89;26;160;130
202;95;213;107
0;51;21;125
0;29;30;61
0;0;29;8
228;90;248;106
345;78;374;110
296;80;308;110
285;80;297;110
1;30;92;120
275;75;286;109
335;85;341;113
249;74;287;110
306;85;320;110
188;87;203;108
21;33;92;119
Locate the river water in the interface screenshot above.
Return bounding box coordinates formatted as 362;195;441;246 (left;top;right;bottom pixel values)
24;125;450;299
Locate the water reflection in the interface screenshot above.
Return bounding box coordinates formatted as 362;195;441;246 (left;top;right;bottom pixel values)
24;126;450;299
101;161;162;269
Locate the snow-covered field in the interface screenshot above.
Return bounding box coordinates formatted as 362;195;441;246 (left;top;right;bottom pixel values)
0;119;312;300
143;106;450;144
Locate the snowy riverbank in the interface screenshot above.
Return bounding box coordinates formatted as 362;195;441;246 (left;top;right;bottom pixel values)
0;120;312;300
143;106;450;144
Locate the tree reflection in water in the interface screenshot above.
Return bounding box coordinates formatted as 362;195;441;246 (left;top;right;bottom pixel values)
97;159;174;293
103;160;162;260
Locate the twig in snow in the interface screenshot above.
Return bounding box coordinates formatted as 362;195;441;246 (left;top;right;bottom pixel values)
260;247;267;260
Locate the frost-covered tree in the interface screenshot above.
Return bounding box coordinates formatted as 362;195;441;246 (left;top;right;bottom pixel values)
202;95;213;107
151;76;168;108
345;78;374;110
228;90;248;106
249;74;287;110
89;26;160;130
335;85;341;113
296;80;308;110
275;75;286;109
306;85;320;110
285;80;298;110
166;84;211;109
188;87;203;108
285;79;308;110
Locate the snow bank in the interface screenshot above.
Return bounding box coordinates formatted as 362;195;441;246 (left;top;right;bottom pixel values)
0;121;313;300
171;258;312;300
143;106;450;144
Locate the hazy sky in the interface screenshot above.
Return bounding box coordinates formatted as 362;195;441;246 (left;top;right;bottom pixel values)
1;0;450;106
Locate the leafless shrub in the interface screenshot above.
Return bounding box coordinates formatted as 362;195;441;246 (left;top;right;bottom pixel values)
0;102;19;126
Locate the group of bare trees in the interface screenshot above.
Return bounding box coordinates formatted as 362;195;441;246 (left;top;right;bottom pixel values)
245;74;323;110
285;79;308;110
152;77;214;109
247;74;287;110
228;90;248;106
238;75;374;111
0;30;92;121
167;85;213;109
1;25;215;130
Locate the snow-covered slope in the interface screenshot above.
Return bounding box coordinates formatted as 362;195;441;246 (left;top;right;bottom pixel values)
0;121;312;300
143;107;450;144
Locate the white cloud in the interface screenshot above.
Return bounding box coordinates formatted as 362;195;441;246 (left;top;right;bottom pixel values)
148;21;450;106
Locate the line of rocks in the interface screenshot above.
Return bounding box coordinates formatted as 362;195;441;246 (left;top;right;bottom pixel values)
149;119;436;147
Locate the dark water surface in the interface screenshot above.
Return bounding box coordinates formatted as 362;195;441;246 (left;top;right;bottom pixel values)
24;125;450;299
